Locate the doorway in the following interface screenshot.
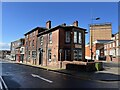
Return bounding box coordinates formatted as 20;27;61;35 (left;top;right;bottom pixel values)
39;48;43;65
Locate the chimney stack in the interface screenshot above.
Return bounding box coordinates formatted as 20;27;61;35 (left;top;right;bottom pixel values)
46;20;51;29
61;23;66;26
73;21;78;27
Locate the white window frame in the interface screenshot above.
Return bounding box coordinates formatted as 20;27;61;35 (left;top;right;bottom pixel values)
78;32;81;44
74;31;77;43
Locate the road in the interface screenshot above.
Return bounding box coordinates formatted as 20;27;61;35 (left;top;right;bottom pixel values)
0;60;119;89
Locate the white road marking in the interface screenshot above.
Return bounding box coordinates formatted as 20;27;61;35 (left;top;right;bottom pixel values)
0;76;9;90
31;74;53;83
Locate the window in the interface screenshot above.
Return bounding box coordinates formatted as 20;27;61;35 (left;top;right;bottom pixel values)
65;31;70;43
116;40;119;47
30;33;32;37
78;50;82;59
74;32;77;43
78;32;81;44
26;35;28;38
73;50;78;60
40;36;43;45
48;49;52;62
73;49;82;60
113;42;115;47
28;51;30;58
32;40;34;47
49;32;52;44
65;50;71;60
32;51;36;58
110;43;111;48
33;31;35;36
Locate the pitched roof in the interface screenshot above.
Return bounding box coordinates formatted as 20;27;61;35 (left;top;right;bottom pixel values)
24;27;47;36
37;25;86;37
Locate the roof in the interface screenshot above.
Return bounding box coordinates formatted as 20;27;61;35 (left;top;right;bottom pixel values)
11;38;25;43
24;27;48;36
89;23;111;27
37;25;87;37
93;40;113;44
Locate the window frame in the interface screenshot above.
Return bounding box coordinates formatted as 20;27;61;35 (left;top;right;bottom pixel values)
48;49;52;62
49;32;52;44
65;31;71;43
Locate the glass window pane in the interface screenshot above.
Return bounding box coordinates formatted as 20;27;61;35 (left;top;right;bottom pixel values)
66;31;70;43
78;32;81;44
74;32;77;43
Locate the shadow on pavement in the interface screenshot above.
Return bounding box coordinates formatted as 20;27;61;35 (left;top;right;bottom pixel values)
2;76;21;90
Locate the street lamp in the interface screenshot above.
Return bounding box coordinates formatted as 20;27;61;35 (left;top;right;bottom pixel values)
90;17;100;61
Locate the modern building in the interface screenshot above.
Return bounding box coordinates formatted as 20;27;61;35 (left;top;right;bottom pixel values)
36;21;86;68
104;32;120;62
24;26;47;64
0;50;11;59
10;38;25;62
85;40;112;60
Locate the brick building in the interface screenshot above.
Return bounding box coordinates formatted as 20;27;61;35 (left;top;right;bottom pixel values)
86;23;112;60
85;40;112;60
0;50;11;59
104;32;120;62
24;27;47;64
90;23;112;44
10;38;25;62
36;21;86;68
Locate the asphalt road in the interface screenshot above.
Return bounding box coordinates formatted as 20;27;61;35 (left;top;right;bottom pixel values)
0;60;119;89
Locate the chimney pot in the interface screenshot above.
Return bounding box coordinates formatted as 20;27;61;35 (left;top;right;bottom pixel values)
61;23;66;26
73;21;78;27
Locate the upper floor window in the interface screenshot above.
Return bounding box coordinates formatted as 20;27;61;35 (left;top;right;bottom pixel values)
74;31;77;43
48;49;52;62
40;36;43;45
26;35;28;38
49;32;52;44
65;31;70;43
32;40;34;47
32;51;36;58
78;32;82;44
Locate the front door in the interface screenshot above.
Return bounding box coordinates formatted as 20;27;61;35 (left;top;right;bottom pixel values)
39;49;43;65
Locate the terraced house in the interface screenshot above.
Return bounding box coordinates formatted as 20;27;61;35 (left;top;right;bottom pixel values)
36;21;86;68
24;20;86;68
24;26;47;64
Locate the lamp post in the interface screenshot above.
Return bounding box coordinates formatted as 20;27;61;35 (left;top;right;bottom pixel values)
90;17;100;61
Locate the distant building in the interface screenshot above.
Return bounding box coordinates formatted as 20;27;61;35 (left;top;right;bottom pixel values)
90;23;112;44
0;50;11;59
104;32;120;62
85;40;112;60
10;38;25;62
86;23;112;60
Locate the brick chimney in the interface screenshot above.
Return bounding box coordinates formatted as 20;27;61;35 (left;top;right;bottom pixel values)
46;20;51;29
61;23;66;26
73;21;78;27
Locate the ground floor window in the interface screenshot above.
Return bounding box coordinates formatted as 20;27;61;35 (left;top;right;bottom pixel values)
65;49;71;60
73;49;82;60
48;49;52;62
32;51;36;58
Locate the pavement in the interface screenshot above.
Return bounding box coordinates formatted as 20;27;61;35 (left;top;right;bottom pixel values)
4;59;120;82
